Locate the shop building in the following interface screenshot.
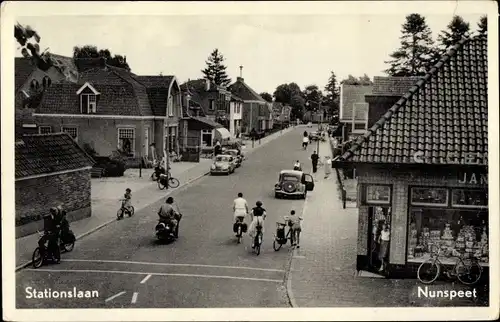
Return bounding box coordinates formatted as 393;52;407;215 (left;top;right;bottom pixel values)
333;33;488;277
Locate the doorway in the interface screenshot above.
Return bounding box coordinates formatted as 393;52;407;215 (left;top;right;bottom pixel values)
144;127;149;157
367;206;392;273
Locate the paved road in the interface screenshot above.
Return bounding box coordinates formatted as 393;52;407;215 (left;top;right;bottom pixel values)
16;126;318;308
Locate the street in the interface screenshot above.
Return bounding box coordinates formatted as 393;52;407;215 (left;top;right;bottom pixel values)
16;127;316;308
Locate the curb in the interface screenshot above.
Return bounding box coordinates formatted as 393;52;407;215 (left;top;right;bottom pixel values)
243;127;294;155
15;170;210;272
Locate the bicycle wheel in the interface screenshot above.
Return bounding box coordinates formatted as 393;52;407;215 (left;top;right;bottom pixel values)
116;209;124;220
255;233;262;255
168;177;180;188
128;206;135;217
157;179;166;190
457;259;483;285
417;259;440;284
32;247;44;268
273;239;282;251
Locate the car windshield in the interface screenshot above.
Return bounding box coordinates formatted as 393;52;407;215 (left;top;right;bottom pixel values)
215;156;230;162
226;150;237;155
281;174;300;182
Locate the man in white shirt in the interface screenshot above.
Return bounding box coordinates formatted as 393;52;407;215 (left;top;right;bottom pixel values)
302;136;309;149
233;192;249;222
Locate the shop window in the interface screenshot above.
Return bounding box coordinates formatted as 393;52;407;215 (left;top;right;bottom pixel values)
201;129;213;147
451;189;488;208
61;127;78;141
39;126;52;134
365;185;391;205
117;128;135;156
410;187;448;206
407;208;489;266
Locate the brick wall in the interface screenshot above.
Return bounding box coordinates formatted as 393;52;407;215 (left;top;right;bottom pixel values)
15;169;92;237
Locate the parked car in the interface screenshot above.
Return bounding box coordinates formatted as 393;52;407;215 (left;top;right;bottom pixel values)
210;154;237;175
274;170;315;199
309;131;320;141
92;156;126;177
223;149;243;167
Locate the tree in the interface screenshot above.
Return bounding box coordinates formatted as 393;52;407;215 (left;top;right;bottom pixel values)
384;14;436;76
273;83;301;105
477;15;487;37
303;85;323;111
260;92;273;102
341;74;373;85
437;15;470;52
201;49;231;87
290;95;305;120
324;71;340;116
73;45;131;71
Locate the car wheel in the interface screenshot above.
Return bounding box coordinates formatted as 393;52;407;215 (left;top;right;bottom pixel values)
303;192;307;199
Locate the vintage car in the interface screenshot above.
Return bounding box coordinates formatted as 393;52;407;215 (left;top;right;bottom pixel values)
274;170;315;199
223;149;244;167
210;154;237;175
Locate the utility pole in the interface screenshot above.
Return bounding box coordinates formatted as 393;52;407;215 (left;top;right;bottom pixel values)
164;104;171;190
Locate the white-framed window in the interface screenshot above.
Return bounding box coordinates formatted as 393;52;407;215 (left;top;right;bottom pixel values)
352;122;367;132
209;100;215;110
260;119;266;130
80;94;97;114
167;95;174;117
39;126;52;134
117;128;135;156
61;126;78;141
201;129;213;147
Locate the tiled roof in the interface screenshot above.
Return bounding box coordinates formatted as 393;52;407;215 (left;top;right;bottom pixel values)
340;84;373;121
338;34;487;166
15;58;35;92
190;116;222;129
228;78;266;103
15;133;95;179
134;75;176;116
372;76;422;96
38;65;154;116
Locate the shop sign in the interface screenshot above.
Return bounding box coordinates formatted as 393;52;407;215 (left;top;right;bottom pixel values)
451;189;488;208
366;185;391;204
411;187;448;206
458;172;488;185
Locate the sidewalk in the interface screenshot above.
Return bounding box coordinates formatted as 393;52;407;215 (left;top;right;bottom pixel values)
287;140;488;307
15;126;294;269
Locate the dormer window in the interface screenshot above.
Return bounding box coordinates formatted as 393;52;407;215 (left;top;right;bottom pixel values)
76;82;100;114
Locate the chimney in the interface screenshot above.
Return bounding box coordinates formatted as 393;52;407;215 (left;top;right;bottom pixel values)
205;79;210;91
237;77;244;82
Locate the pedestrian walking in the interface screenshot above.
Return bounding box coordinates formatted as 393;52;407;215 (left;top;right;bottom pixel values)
323;156;332;179
310;151;319;173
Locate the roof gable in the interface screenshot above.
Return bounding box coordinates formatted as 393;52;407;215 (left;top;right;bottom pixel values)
339;34;488;166
76;82;100;95
15;133;95;179
228;78;266;103
340;84;373;121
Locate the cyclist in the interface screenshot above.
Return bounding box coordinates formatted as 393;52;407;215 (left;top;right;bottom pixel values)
233;192;248;226
248;201;267;248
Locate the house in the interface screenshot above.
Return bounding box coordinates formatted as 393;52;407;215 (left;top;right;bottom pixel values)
333;33;488;277
272;102;291;126
14;54;78;138
26;58;182;165
230;94;244;137
365;76;421;128
228;77;272;134
338;83;373;141
15;133;95;238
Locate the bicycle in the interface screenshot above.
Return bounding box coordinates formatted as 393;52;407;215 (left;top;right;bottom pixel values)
233;216;248;244
273;222;292;251
117;199;135;220
253;224;264;255
417;247;483;285
157;173;180;190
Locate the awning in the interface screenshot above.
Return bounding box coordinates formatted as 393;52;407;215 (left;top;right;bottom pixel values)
215;127;231;141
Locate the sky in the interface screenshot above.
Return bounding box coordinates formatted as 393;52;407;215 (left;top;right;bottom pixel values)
11;2;490;94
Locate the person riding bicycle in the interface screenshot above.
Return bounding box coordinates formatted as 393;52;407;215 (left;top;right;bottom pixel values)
121;188;133;213
38;207;62;260
293;160;302;171
302;135;309;149
285;210;303;248
233;192;248;222
158;197;180;238
248;201;267;248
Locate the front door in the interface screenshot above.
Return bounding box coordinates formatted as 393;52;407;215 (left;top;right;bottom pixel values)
367;206;392;273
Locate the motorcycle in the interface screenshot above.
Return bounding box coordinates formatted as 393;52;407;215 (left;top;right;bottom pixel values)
32;229;75;268
155;213;182;242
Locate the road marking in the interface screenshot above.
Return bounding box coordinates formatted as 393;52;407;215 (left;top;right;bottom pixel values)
25;268;283;283
63;259;285;273
293;255;306;258
105;291;126;302
140;274;152;284
131;292;138;304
